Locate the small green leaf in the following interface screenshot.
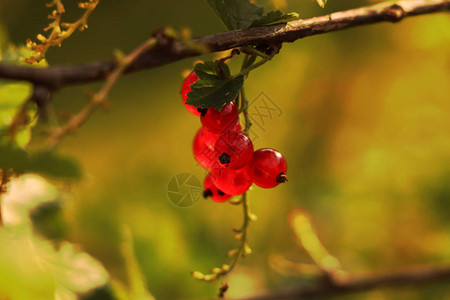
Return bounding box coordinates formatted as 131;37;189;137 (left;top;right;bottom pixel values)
29;151;82;180
0;81;35;147
195;60;231;80
250;10;300;27
30;200;68;243
0;145;29;172
0;45;46;148
317;0;327;8
206;0;264;30
0;145;82;180
186;61;243;111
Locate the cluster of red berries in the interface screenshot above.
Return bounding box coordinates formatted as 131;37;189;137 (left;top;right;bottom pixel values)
181;70;287;202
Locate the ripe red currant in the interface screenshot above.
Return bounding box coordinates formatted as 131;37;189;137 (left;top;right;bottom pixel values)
181;71;201;116
230;121;242;132
211;164;252;195
214;131;253;169
193;128;216;170
203;173;232;202
248;148;287;188
200;102;239;134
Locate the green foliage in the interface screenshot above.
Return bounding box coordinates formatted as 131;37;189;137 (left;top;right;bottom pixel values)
0;46;43;148
250;10;300;27
206;0;264;30
186;61;244;111
0;145;28;171
0;175;108;300
0;45;81;180
0;81;35;148
0;145;82;180
79;285;117;300
207;0;299;30
30;200;68;243
29;151;83;180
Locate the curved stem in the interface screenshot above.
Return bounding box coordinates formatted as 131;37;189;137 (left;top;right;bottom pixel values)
221;193;251;278
236;57;270;78
241;85;252;134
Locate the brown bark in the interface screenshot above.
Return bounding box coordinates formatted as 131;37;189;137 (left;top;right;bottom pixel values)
0;0;448;89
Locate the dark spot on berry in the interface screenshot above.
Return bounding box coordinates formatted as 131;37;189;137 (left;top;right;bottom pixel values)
198;108;208;117
276;172;288;183
217;189;225;196
203;189;213;198
219;153;230;166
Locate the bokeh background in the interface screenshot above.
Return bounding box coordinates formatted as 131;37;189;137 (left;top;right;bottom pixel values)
0;0;449;299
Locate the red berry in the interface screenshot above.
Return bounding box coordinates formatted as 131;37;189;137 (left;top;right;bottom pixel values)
193;128;217;170
203;173;232;202
199;127;220;148
230;122;242;132
211;164;252;195
181;71;201;116
248;148;287;188
214;131;253;169
201;102;239;134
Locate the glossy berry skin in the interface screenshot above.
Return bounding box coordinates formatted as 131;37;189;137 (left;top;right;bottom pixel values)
181;71;201;116
211;164;252;195
193;123;242;169
202;121;241;145
230;121;242;132
203;173;232;202
248;148;287;188
201;102;239;134
214;131;253;169
193;128;216;170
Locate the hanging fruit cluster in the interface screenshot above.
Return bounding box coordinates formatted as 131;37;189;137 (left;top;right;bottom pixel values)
181;69;288;202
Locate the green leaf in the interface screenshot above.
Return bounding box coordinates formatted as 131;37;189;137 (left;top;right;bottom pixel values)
0;145;82;180
30;200;68;243
206;0;264;30
186;61;243;111
317;0;327;8
0;45;45;148
0;145;29;172
0;81;35;147
28;151;83;180
250;10;300;27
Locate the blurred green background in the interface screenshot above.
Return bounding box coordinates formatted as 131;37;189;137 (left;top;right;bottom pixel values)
1;0;449;299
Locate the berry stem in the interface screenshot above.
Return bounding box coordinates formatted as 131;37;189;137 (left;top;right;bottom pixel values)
238;54;253;134
220;50;260;279
240;46;271;59
215;53;255;277
217;49;240;77
225;192;251;275
235;56;270;78
241;85;252;135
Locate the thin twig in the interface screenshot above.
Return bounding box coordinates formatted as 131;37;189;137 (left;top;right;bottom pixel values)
24;0;100;64
225;193;252;277
0;0;447;88
45;38;157;148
